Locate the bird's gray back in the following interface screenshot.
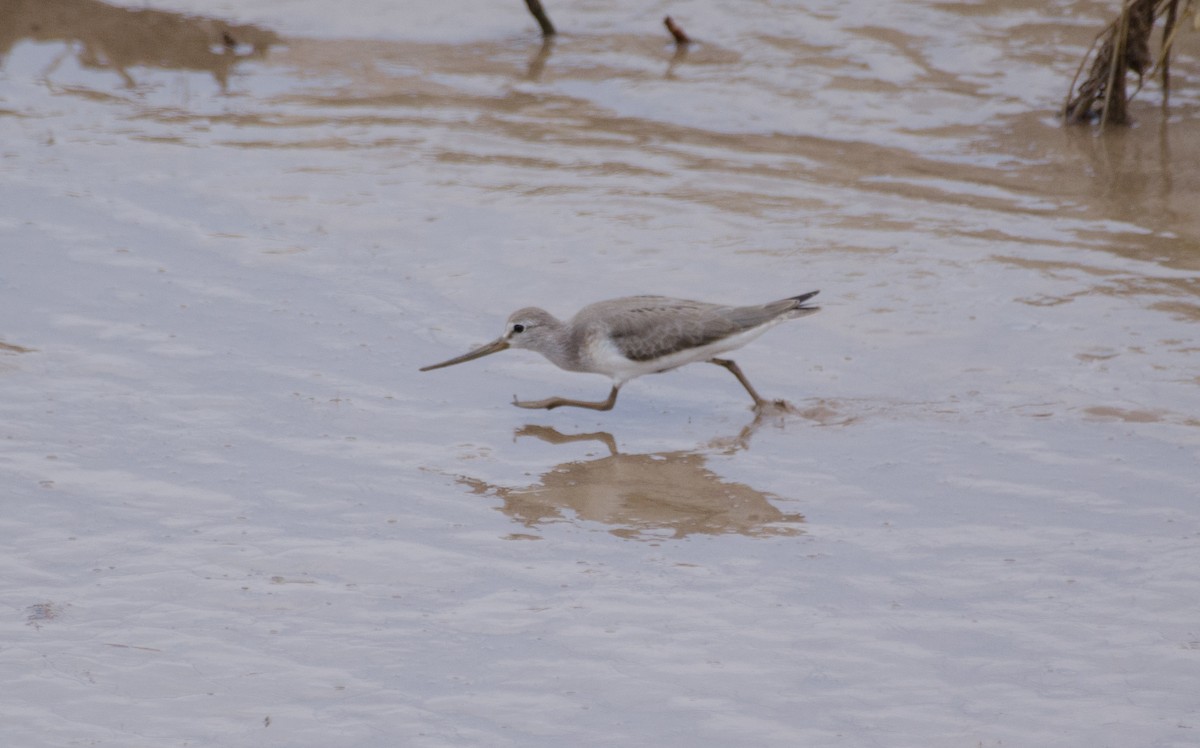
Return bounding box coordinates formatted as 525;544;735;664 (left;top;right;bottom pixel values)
574;296;784;363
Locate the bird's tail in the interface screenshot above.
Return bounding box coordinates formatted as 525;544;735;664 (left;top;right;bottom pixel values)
726;291;821;328
787;290;820;317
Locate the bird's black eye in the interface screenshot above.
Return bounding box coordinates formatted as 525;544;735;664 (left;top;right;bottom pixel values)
512;323;526;334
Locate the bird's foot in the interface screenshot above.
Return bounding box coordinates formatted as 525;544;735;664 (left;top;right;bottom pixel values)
513;395;563;410
512;386;619;411
752;398;801;416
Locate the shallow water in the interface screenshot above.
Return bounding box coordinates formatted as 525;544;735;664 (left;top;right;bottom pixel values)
2;1;1199;745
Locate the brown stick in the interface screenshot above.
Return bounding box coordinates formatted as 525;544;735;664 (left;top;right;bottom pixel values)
664;16;691;45
524;0;556;37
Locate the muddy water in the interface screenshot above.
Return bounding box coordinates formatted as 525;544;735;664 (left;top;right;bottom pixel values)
2;1;1199;745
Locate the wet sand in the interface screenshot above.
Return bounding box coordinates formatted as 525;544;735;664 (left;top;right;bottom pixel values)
2;1;1199;745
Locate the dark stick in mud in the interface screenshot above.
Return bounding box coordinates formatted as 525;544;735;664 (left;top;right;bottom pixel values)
664;16;691;45
524;0;556;37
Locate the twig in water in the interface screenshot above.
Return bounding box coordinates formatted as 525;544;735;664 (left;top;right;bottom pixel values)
664;16;691;45
524;0;556;37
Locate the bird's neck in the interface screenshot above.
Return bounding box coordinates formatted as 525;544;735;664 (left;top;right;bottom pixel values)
541;325;580;371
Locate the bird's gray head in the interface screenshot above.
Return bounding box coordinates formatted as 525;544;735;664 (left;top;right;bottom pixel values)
418;306;563;372
502;307;561;352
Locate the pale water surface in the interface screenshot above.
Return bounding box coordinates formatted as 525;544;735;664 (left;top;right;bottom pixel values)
2;1;1199;746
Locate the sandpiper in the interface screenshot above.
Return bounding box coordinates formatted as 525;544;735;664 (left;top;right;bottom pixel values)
419;291;820;411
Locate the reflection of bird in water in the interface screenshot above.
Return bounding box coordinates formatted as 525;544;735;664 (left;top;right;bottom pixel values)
421;292;820;411
458;425;806;540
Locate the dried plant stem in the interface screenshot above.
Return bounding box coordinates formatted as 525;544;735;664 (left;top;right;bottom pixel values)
1064;0;1193;127
1099;4;1132;127
1162;0;1178;101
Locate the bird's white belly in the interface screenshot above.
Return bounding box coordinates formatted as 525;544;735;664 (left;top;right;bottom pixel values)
584;324;779;385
